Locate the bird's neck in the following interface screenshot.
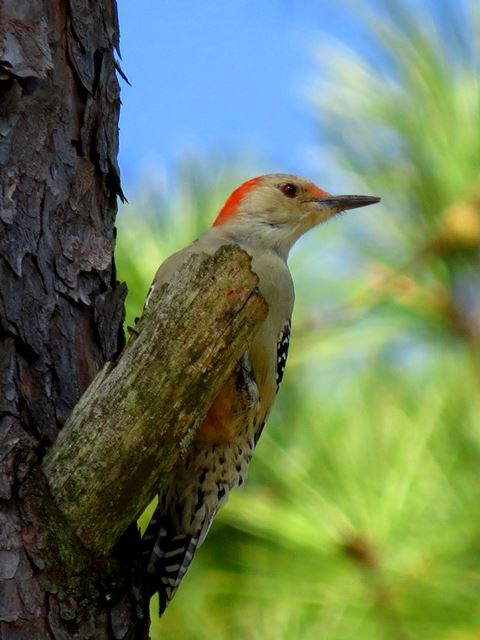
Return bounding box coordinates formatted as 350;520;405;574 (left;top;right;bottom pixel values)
214;219;305;262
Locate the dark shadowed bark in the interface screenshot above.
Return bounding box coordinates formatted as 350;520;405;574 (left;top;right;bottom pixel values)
0;1;146;637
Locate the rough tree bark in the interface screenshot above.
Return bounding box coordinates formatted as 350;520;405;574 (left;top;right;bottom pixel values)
0;1;137;637
0;3;267;639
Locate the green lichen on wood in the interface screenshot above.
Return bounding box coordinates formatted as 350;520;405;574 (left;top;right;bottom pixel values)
24;470;129;621
43;245;267;555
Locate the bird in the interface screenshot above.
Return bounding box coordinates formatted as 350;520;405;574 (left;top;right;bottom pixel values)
141;174;380;615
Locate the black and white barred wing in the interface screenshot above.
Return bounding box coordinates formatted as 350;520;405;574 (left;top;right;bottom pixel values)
275;322;290;392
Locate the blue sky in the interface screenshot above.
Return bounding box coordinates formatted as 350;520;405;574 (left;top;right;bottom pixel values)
116;1;366;191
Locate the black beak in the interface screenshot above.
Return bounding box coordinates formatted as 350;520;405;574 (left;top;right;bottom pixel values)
318;195;381;211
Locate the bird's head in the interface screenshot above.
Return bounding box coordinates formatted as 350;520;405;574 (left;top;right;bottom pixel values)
213;174;380;257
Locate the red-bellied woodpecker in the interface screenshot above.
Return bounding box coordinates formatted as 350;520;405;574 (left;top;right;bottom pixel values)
142;174;380;614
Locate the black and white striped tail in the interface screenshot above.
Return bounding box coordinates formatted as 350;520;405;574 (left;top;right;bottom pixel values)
141;417;257;614
142;509;201;616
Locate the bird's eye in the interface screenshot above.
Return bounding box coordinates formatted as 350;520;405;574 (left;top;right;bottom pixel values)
279;183;298;198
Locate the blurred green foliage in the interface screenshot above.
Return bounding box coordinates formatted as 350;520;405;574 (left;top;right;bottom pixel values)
309;0;480;356
116;1;480;638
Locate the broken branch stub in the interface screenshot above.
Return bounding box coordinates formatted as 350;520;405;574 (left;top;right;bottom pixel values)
42;245;268;554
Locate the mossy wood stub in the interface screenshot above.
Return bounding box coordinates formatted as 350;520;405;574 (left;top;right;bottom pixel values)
43;245;268;554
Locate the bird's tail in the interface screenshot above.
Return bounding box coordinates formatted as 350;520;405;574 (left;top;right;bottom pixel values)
142;506;201;616
140;436;249;615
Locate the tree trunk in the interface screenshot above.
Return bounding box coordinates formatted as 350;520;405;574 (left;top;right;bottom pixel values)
0;1;144;637
0;3;268;638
